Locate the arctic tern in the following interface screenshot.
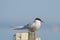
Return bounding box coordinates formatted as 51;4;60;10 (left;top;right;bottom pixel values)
12;18;44;32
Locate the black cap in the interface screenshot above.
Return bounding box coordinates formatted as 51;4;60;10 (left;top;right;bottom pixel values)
35;18;44;22
35;18;41;21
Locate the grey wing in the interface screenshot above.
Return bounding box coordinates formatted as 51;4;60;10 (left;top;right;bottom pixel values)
24;22;35;29
24;23;32;28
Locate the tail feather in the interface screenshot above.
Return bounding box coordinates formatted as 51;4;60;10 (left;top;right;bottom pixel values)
11;26;26;30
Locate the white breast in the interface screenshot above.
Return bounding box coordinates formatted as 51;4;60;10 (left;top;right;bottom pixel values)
27;20;41;31
35;20;41;29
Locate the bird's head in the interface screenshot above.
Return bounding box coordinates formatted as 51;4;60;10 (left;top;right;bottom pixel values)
35;18;44;23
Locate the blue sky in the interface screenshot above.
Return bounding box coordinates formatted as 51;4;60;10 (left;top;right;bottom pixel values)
0;0;60;40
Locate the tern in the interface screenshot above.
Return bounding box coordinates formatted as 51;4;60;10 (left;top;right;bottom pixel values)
12;18;44;32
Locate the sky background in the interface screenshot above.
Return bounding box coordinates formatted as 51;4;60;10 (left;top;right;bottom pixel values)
0;0;60;40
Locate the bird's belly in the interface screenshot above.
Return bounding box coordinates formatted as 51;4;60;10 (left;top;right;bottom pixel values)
28;21;41;31
35;25;40;30
32;24;40;31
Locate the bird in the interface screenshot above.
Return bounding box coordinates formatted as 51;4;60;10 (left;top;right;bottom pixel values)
12;18;44;32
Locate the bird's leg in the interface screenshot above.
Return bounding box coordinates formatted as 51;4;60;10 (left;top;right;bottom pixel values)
31;29;35;32
28;28;35;32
